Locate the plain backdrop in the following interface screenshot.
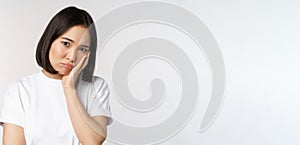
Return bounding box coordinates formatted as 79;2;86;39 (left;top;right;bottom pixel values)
0;0;299;145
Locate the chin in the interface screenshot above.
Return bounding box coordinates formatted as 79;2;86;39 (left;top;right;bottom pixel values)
58;71;71;76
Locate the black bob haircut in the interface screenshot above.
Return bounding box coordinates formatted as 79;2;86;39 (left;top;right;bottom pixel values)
36;6;97;82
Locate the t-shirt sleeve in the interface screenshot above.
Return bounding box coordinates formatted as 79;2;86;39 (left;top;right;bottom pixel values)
89;77;113;125
0;84;25;128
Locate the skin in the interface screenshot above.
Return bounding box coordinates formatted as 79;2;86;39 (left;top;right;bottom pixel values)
3;25;108;145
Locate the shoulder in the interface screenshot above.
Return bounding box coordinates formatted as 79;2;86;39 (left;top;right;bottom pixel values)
79;76;109;91
91;76;108;87
18;73;39;84
2;73;39;101
6;73;39;93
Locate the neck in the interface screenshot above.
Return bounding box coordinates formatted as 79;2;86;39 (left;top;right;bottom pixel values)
42;70;63;80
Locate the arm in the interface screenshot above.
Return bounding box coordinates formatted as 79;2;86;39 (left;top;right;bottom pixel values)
62;54;108;145
2;123;26;145
64;88;108;145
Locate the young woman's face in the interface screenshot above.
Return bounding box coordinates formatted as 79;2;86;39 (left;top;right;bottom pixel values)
48;25;91;78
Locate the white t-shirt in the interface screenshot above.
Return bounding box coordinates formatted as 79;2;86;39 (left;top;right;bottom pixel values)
0;71;112;145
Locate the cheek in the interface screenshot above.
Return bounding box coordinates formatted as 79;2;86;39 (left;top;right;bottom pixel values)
49;43;65;61
74;53;85;65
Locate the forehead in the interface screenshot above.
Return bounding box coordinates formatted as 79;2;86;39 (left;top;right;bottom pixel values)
60;25;91;44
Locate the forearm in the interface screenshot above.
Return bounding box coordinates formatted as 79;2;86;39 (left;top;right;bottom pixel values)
3;123;26;145
64;88;107;145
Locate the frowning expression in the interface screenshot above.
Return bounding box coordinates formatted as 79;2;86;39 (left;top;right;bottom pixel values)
49;25;91;77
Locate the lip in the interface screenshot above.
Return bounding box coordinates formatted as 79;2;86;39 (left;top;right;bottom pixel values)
61;63;74;70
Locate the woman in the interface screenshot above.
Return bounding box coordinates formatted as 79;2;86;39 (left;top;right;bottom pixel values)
0;6;112;145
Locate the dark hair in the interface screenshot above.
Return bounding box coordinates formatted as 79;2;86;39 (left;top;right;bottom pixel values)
36;6;97;82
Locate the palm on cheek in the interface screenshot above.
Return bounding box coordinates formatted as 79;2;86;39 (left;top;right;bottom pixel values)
62;53;90;89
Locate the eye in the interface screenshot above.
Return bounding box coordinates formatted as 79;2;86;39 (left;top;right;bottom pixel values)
79;47;89;53
61;41;70;47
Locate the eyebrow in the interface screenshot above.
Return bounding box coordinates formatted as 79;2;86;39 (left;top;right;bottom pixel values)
80;45;90;48
61;37;74;42
61;37;90;48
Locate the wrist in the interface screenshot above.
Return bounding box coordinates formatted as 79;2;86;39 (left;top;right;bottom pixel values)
63;87;77;96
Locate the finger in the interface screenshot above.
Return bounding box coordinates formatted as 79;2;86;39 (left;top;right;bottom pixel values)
82;52;90;68
74;54;89;73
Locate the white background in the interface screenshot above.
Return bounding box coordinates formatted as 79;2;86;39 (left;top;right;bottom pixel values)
0;0;299;145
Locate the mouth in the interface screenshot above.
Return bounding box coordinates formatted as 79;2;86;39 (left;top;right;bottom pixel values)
61;63;74;70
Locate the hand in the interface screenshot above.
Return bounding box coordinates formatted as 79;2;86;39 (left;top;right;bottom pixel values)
62;53;90;90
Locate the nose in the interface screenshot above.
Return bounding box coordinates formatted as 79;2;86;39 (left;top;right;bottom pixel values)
66;47;77;62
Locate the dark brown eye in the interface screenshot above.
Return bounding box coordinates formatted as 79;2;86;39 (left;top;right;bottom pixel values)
79;47;88;53
61;41;70;47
